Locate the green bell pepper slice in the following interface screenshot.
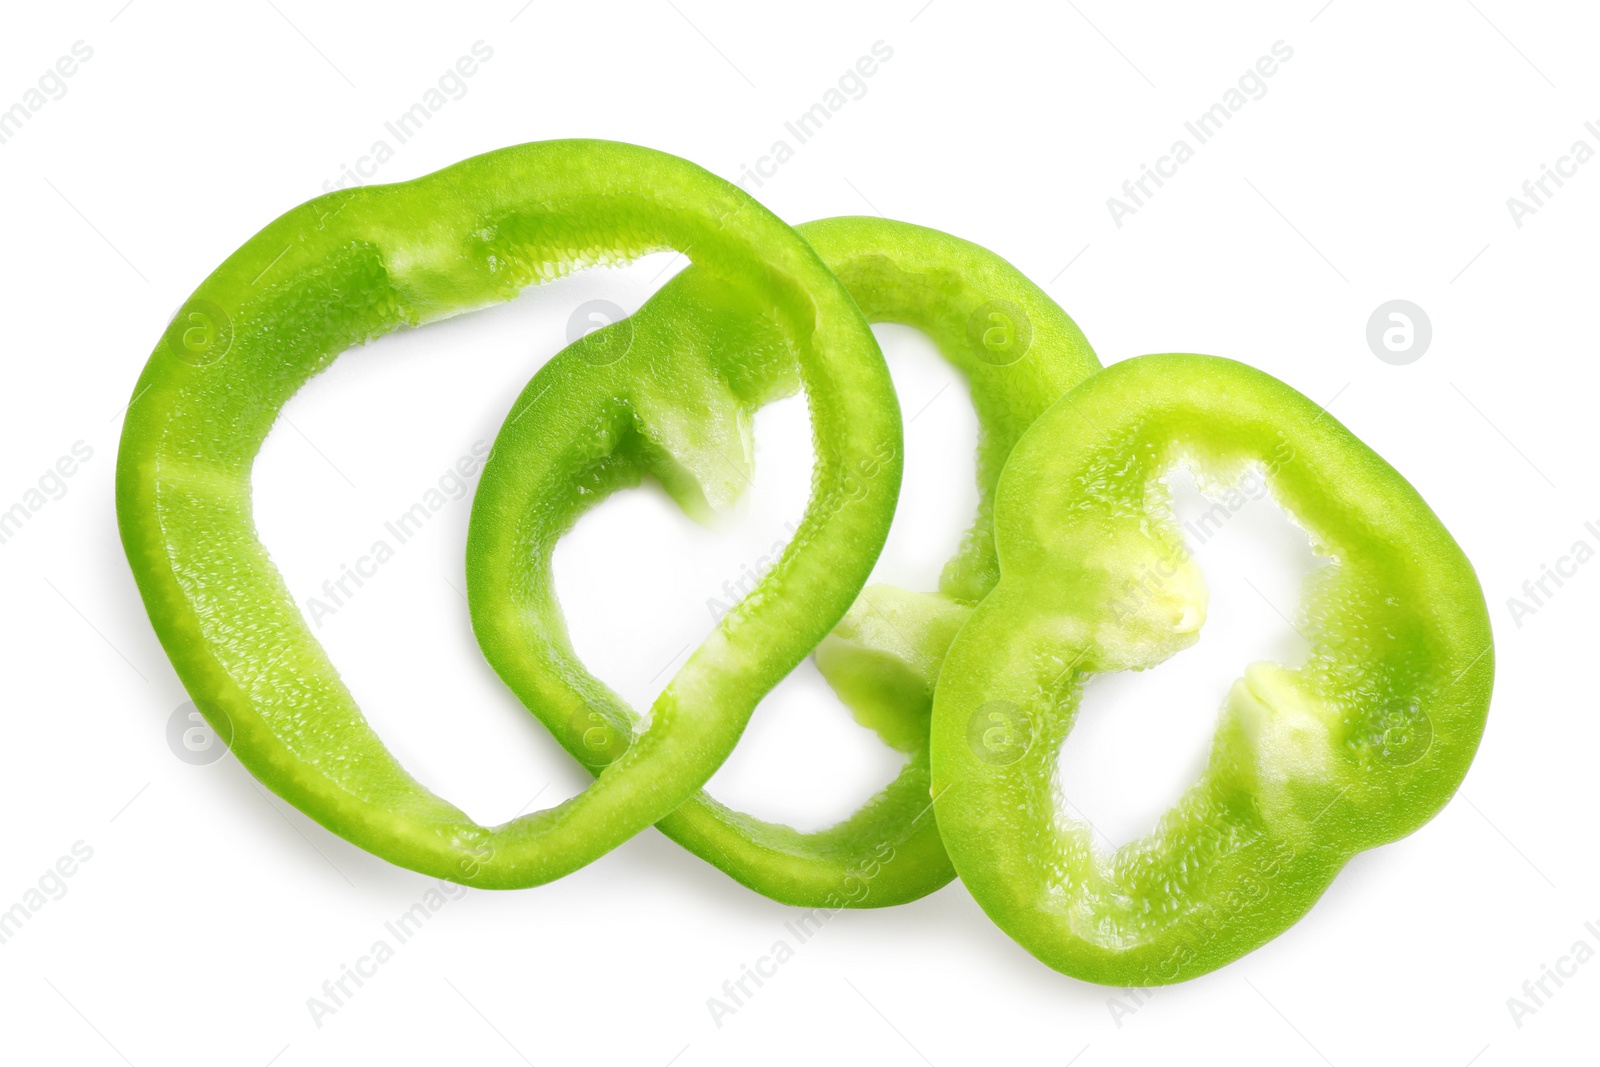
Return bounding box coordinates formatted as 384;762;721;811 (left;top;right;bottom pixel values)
468;216;1101;906
930;353;1493;983
116;140;902;888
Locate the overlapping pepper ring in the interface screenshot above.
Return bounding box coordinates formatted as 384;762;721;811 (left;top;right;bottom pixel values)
118;140;903;890
118;140;1494;986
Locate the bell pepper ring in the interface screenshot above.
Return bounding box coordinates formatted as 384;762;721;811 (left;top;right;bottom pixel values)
116;140;904;888
929;353;1493;985
467;215;1102;907
116;138;1495;982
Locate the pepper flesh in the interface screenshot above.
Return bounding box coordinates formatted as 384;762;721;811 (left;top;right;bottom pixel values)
116;137;1494;972
116;141;903;888
468;216;1101;906
930;353;1494;984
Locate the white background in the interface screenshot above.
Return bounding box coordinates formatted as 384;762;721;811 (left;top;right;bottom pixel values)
0;1;1592;1064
